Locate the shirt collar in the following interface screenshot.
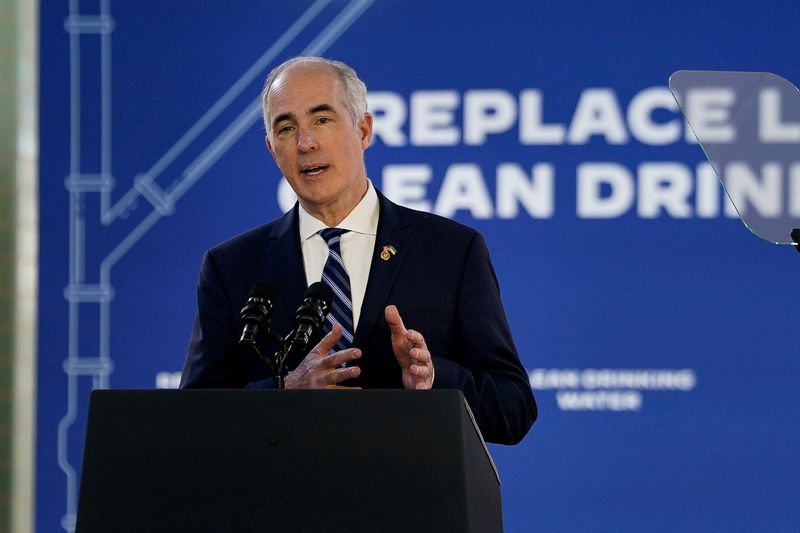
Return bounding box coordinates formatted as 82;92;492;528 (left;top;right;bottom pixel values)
298;179;379;241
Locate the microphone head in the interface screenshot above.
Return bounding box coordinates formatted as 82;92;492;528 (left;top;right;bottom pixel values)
249;281;276;300
305;281;333;309
239;281;276;346
287;282;334;352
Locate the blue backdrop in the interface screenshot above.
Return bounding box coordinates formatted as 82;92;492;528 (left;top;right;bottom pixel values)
39;1;799;531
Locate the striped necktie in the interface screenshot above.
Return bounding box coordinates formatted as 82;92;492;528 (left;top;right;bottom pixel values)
319;228;354;352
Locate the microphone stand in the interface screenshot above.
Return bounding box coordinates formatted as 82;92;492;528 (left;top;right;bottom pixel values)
243;332;304;389
272;336;294;390
272;344;287;389
240;330;287;388
792;229;800;255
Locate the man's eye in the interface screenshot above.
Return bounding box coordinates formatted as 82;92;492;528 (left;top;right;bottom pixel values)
316;117;331;124
277;125;294;134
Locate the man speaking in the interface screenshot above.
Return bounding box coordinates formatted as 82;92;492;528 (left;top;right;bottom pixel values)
180;57;536;444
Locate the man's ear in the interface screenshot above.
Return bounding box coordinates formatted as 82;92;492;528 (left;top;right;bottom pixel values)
359;112;373;149
265;135;275;158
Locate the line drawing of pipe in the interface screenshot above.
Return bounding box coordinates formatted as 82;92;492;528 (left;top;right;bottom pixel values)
57;1;375;530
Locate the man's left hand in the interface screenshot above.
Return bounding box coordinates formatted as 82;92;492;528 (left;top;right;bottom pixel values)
385;305;434;390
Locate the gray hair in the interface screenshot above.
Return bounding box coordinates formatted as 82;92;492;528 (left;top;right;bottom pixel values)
261;56;368;136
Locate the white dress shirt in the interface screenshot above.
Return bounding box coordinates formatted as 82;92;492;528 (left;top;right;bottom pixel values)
298;180;379;331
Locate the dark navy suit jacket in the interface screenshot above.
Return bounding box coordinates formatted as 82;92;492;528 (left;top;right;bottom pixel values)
180;191;536;444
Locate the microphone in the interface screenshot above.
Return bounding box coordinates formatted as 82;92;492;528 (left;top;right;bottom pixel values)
284;282;333;356
238;281;276;346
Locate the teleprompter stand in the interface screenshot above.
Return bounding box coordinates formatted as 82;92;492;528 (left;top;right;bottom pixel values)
75;389;502;533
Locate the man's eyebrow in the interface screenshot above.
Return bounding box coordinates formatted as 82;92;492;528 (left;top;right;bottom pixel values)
272;104;338;128
309;104;337;114
272;111;294;128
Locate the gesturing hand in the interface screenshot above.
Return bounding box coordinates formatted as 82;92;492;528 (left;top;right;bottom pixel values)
284;324;362;389
385;305;434;390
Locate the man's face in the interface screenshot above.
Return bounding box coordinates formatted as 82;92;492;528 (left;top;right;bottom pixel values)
265;66;372;221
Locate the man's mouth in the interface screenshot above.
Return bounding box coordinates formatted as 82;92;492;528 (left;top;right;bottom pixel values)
301;164;329;176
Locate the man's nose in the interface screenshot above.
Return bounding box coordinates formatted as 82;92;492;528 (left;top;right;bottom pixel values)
297;129;318;152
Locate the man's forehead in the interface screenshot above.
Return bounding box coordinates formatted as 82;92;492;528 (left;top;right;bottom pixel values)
269;65;345;119
271;65;341;99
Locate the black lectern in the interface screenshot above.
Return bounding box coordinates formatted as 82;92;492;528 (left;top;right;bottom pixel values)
75;389;502;532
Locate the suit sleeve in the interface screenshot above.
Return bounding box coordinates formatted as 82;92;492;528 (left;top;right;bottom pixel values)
431;233;537;444
180;250;276;389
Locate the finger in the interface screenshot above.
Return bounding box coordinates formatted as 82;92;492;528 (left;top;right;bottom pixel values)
406;329;427;348
329;365;361;384
327;348;362;368
411;347;431;364
310;324;342;356
410;364;432;378
384;305;407;336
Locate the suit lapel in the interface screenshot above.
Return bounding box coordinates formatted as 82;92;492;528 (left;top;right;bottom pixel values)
264;205;307;337
353;192;414;346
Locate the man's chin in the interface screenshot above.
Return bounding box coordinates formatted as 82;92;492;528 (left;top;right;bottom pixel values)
296;191;338;211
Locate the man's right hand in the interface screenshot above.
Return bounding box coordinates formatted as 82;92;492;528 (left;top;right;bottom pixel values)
284;324;362;389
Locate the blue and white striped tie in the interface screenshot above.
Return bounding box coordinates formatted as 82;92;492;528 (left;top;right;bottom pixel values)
319;228;354;353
